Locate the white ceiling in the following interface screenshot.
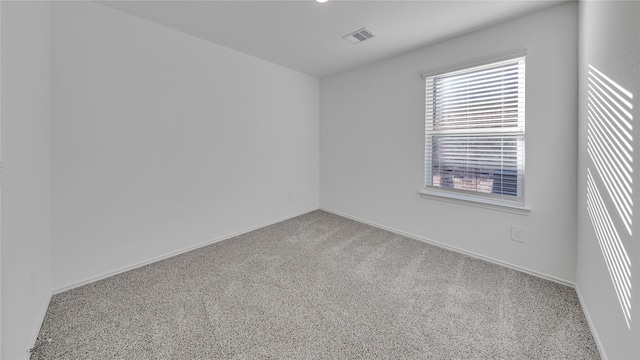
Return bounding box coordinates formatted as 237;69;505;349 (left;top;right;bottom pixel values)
99;0;566;78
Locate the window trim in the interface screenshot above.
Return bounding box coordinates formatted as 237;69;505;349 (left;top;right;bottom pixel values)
421;49;528;80
421;49;528;210
419;188;531;215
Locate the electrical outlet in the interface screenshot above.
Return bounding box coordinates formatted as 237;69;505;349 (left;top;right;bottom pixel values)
511;226;525;242
288;191;294;202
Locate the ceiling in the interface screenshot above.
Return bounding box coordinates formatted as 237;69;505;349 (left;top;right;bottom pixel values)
99;0;566;78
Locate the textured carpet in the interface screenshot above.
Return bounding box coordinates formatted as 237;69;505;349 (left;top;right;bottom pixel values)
31;210;599;359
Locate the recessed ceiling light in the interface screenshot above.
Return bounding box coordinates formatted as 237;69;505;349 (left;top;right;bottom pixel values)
316;0;328;3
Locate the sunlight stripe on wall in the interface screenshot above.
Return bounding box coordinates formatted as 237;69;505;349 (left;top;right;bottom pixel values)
587;169;632;328
586;64;633;328
587;64;633;235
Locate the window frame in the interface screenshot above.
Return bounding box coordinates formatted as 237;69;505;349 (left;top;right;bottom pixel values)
420;50;530;214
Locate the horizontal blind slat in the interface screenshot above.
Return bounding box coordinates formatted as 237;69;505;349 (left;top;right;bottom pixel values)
424;55;525;201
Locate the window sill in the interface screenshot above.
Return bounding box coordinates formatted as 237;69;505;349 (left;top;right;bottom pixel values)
419;189;531;216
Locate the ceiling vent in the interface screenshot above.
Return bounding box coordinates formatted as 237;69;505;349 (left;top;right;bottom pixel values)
343;28;376;45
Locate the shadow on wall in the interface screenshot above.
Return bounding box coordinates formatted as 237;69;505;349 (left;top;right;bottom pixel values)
586;64;634;329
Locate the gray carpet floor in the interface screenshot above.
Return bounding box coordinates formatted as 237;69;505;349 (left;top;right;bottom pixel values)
32;210;600;359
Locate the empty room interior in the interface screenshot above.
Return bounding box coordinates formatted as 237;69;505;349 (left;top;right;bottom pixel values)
1;0;639;359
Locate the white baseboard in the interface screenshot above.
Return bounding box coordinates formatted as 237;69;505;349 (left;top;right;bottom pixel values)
52;208;319;294
52;205;574;292
320;207;575;288
575;286;608;360
26;292;53;360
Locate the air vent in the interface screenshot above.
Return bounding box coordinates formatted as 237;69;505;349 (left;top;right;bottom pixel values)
343;27;376;44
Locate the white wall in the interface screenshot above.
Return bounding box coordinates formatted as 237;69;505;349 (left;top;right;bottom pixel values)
320;2;579;283
577;1;640;359
50;2;319;291
1;1;52;359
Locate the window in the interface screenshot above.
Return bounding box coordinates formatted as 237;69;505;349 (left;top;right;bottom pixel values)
423;55;526;208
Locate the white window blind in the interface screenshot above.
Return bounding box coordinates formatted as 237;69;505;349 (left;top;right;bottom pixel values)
424;56;525;205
